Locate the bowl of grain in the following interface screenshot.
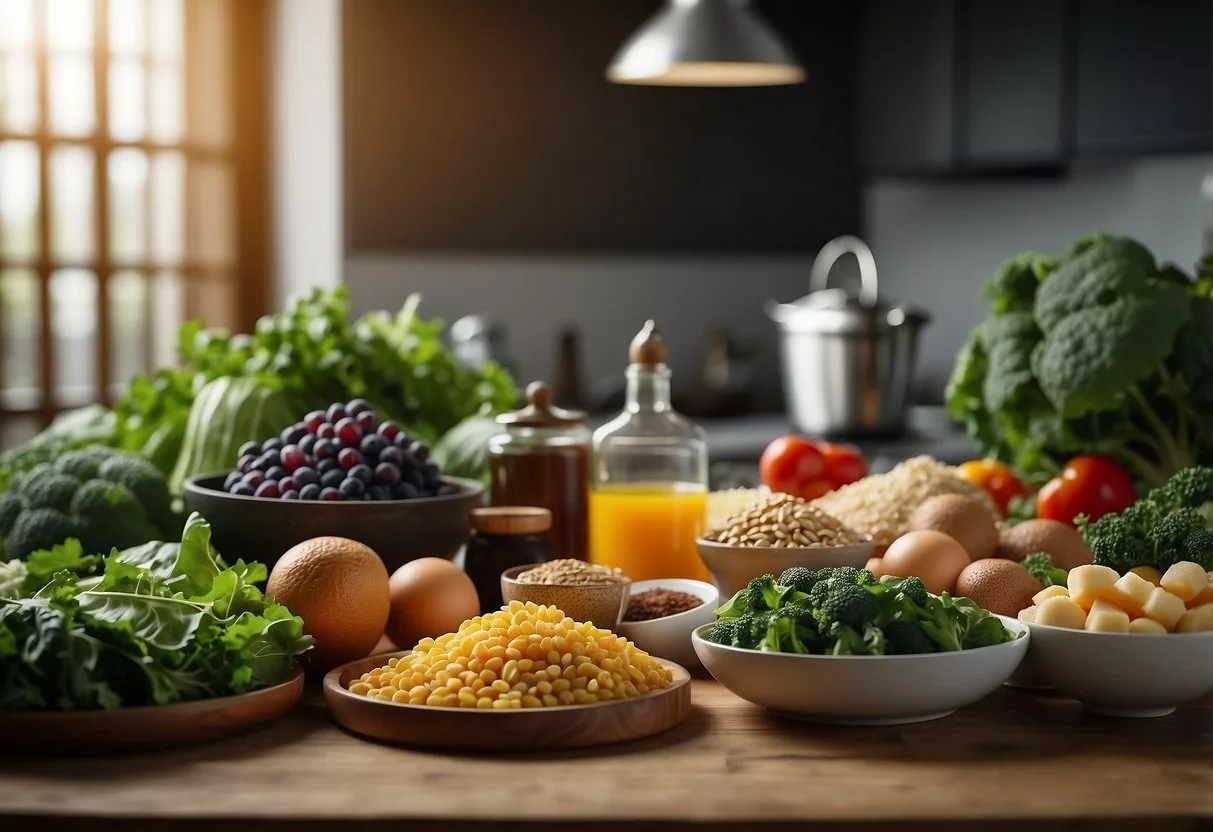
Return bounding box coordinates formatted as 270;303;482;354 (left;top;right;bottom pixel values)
696;492;874;598
501;559;631;628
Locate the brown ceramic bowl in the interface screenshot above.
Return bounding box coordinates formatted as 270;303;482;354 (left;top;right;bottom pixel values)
184;473;484;573
500;564;630;628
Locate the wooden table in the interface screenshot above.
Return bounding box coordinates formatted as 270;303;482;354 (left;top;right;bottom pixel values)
4;679;1213;831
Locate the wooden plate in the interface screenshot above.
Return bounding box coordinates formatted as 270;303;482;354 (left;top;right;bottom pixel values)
0;668;305;754
324;652;692;751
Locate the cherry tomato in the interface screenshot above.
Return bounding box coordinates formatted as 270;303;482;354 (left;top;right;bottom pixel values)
759;436;828;500
956;459;1029;518
820;442;868;489
1036;455;1137;526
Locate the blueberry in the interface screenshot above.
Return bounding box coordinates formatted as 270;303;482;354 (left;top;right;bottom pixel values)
299;483;322;500
348;463;373;484
359;434;387;460
266;466;288;482
394;481;420;500
412;441;430;463
224;471;243;491
319;486;340;501
231;483;255;497
320;469;346;490
378;445;405;468
338;447;364;470
408;468;426;489
378;421;401;441
254;480;280;499
281;424;308;445
281;489;301;500
263;438;284;453
368;485;391;501
242;471;265;489
422;462;441;487
374;462;401;485
314;437;337;460
279;476;299;494
237;441;262;459
316;458;339;475
355;410;380;433
347;398;373;416
338;477;366;499
393;432;413;450
326;403;347;424
398;448;420;471
238;454;257;473
294;466;319;486
298;434;317;456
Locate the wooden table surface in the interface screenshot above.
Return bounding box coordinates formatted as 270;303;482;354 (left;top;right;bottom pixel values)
4;679;1213;832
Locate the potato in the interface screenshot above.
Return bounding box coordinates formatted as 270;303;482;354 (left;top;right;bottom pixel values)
1128;617;1168;635
1188;579;1213;608
1090;598;1128;616
1176;603;1213;633
1067;564;1120;610
1017;605;1038;624
1129;566;1163;586
1142;586;1187;631
1032;585;1070;605
1108;572;1155;618
1160;561;1209;603
1086;606;1130;633
1035;596;1087;629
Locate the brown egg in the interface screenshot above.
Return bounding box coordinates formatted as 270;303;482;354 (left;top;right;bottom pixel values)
386;558;481;650
955;558;1043;618
998;519;1092;569
908;493;999;560
881;530;971;595
865;556;884;579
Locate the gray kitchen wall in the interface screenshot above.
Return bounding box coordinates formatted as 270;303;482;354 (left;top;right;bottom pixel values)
865;153;1213;395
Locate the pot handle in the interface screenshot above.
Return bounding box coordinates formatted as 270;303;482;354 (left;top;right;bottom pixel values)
809;235;879;306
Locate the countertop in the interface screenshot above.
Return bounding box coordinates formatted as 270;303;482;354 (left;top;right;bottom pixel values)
5;680;1213;831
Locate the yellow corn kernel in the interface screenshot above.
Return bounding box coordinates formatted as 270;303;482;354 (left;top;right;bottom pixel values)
348;682;371;696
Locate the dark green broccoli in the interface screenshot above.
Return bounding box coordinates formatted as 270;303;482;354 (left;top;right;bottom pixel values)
704;619;738;646
744;574;784;612
1021;552;1068;588
730;613;765;650
1145;466;1213;515
1083;471;1213;573
1182;529;1213;564
825;566;861;586
879;574;929;608
829;624;885;656
883;620;937;655
761;609;812;654
815;583;881;633
807;581;833;608
778;566;817;593
2;448;178;560
856;569;878;587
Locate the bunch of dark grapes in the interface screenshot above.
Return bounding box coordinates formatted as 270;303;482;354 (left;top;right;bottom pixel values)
222;399;455;501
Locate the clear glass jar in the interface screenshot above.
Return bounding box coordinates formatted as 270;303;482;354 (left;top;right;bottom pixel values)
488;382;590;560
589;321;710;581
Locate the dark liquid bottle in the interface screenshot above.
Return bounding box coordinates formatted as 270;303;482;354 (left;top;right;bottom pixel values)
464;507;556;615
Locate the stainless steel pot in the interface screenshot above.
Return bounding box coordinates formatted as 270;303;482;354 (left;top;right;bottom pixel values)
766;236;930;437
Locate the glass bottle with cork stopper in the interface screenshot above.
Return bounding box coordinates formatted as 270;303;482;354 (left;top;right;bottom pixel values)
488;381;590;560
588;321;711;581
464;507;556;615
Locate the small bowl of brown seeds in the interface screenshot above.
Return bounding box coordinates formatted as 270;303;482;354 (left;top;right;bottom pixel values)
501;559;632;629
696;492;874;597
617;578;718;672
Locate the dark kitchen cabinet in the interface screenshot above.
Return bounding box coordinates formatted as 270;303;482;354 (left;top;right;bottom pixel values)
860;0;1213;176
1073;0;1213;156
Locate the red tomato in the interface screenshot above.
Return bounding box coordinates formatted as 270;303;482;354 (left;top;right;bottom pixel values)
956;459;1029;518
759;436;828;500
820;443;868;489
1036;455;1137;526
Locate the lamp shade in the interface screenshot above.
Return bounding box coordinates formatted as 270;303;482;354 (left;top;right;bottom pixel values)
607;0;805;87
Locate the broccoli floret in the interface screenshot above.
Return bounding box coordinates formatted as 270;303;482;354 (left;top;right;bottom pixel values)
6;508;77;560
0;494;23;536
815;583;881;633
1182;529;1213;568
97;455;176;536
1022;552;1068;588
829;624;886;656
1146;466;1213;515
730;613;766;650
879;574;929;608
69;479;142;519
744;574;786;612
778;566;817;593
761;609;812;654
856;569;878;587
23;474;81;513
704;619;738;646
883;620;937;655
824;566;861;586
54;447;114;481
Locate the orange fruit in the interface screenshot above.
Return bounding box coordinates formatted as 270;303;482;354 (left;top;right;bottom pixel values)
266;536;391;670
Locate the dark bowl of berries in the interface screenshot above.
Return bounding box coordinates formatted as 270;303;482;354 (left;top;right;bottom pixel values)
183;399;485;572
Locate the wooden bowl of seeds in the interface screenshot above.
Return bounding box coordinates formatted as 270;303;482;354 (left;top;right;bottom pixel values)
696;492;874;598
501;560;631;629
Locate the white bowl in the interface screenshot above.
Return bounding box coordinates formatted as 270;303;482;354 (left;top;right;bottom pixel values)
1026;622;1213;717
617;579;718;671
691;616;1029;725
696;537;874;599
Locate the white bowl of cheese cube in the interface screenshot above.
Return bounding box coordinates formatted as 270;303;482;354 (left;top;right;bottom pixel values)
1020;562;1213;717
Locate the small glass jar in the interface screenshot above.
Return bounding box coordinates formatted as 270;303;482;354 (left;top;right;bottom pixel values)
464;507;556;615
489;381;590;560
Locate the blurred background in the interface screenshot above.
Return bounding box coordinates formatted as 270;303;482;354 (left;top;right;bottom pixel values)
1;0;1211;463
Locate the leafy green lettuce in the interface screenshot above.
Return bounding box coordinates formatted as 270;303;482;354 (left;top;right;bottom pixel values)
0;513;311;711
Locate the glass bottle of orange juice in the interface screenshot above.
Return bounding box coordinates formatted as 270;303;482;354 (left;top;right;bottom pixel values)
588;321;710;582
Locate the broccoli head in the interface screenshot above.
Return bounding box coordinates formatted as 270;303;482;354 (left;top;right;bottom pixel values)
704;619;738;646
856;569;878;587
730;613;766;650
1146;466;1213;515
829;623;886;656
815;583;882;633
879;574;929;608
1021;552;1068;588
6;508;78;561
744;574;786;612
1182;529;1213;567
0;493;23;536
883;620;937;655
778;566;817;593
24;474;81;513
53;448;114;482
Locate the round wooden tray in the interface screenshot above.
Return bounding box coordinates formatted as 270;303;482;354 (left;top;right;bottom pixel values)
1;668;305;754
324;652;692;751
